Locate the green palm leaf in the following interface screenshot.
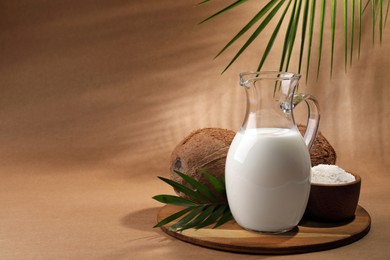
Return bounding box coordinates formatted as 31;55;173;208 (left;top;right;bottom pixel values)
153;206;194;228
199;169;226;194
173;170;217;201
177;205;216;231
197;0;211;6
215;0;279;59
152;195;198;207
330;0;337;77
385;0;390;27
306;0;317;81
298;0;310;73
351;0;356;65
317;0;326;79
257;0;293;71
153;170;234;232
359;0;363;58
157;176;209;203
196;0;388;78
379;0;384;43
199;0;248;24
279;0;298;72
214;207;233;228
195;204;228;229
169;206;205;231
364;0;372;12
343;0;348;71
372;0;376;44
285;0;303;71
222;0;286;73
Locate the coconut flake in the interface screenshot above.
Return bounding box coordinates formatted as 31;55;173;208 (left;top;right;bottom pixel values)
311;164;355;184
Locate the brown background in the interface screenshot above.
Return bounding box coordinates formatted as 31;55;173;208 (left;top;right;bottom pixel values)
0;1;389;259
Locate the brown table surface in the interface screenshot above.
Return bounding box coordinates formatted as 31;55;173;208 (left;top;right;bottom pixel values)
1;1;389;259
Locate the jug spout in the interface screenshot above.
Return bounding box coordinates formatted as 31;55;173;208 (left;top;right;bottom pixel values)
240;71;301;88
239;71;301;131
238;71;320;150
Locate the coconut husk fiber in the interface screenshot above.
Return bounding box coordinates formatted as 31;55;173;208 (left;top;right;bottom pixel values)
170;128;235;198
170;126;336;198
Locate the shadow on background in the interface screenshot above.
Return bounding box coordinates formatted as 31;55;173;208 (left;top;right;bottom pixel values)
0;0;233;173
121;207;161;232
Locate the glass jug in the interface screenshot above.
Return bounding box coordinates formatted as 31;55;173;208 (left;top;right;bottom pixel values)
225;71;320;233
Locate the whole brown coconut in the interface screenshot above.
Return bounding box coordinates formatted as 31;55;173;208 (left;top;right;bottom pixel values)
170;127;336;198
297;124;337;166
170;128;235;198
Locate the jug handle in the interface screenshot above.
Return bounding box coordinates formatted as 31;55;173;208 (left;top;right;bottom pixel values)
293;93;321;150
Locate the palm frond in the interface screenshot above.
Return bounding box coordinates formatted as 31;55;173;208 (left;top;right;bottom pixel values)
298;0;310;73
195;204;228;229
215;0;279;59
379;0;384;43
279;0;298;72
199;0;248;24
173;170;216;201
214;208;234;228
197;0;211;6
363;0;372;12
153;170;233;232
316;0;326;79
257;0;293;71
285;0;303;71
153;207;193;228
351;0;356;65
175;205;216;230
359;0;363;58
199;169;225;194
385;0;390;27
222;0;286;73
169;206;205;231
343;0;348;71
196;0;389;78
330;0;337;77
306;0;317;81
157;176;209;203
153;195;198;207
372;0;376;44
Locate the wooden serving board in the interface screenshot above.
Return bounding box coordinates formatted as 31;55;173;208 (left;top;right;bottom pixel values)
157;205;371;255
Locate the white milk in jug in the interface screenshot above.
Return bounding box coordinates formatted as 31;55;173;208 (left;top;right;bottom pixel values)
225;128;311;232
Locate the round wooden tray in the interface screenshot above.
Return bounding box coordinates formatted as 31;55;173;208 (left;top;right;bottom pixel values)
157;205;371;255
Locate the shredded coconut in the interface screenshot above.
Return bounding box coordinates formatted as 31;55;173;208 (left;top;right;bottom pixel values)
311;164;355;184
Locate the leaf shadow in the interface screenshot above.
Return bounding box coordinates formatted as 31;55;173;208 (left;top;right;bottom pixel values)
120;207;161;232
